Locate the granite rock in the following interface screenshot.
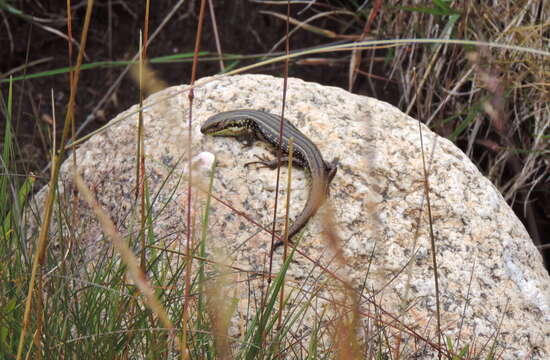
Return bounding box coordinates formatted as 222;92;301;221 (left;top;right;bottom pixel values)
32;74;550;358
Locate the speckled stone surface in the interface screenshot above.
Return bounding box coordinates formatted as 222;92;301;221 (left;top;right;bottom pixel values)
32;74;550;358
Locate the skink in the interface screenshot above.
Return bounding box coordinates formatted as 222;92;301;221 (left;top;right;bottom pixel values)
201;109;337;247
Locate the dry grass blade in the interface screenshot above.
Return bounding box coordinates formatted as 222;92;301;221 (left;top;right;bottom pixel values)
15;1;94;358
0;57;54;78
261;8;362;55
348;0;381;91
320;206;361;359
204;252;234;360
207;0;225;72
276;137;294;335
182;0;207;357
65;38;549;153
129;53;168;95
260;9;360;41
418;122;442;358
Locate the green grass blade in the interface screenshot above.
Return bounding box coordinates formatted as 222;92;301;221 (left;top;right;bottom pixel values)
242;244;298;359
0;76;14;215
